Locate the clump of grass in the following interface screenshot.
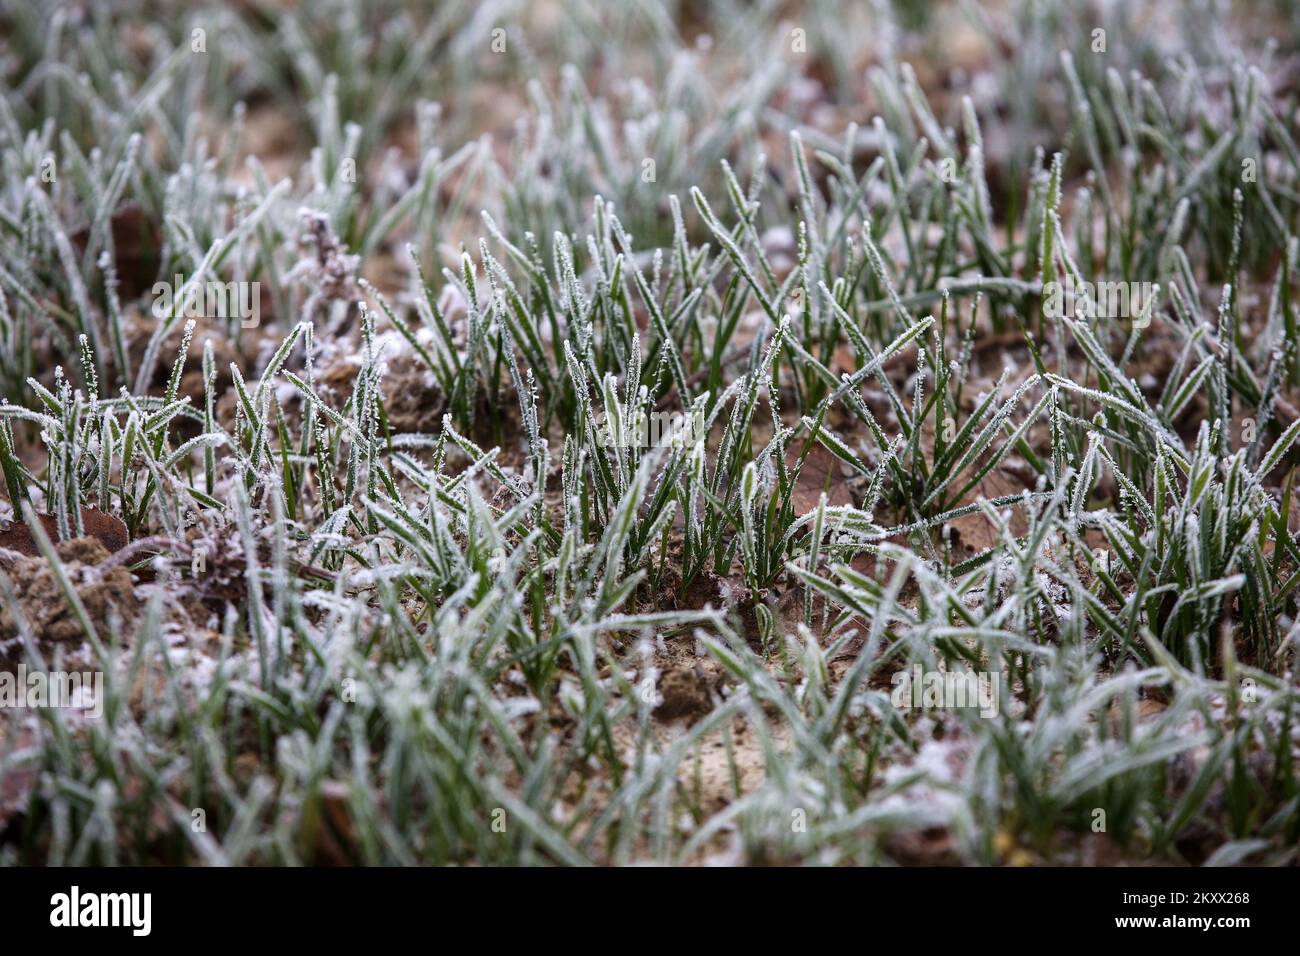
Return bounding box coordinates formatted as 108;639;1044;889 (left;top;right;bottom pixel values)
1;0;1298;866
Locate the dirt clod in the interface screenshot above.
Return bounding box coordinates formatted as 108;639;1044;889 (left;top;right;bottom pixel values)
655;666;712;722
0;537;139;657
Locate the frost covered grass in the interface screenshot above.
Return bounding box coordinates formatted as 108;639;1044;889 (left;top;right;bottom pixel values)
1;0;1299;866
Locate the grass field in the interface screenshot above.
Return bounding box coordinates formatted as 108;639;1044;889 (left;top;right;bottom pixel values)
1;0;1299;866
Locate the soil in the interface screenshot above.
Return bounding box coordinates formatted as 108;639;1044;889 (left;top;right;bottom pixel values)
654;665;714;722
0;537;140;664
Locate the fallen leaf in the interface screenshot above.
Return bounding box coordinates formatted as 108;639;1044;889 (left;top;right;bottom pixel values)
70;203;161;300
0;509;128;559
0;723;39;837
787;441;855;515
947;466;1030;554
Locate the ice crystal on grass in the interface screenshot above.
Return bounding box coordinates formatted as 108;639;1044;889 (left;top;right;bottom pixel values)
0;0;1298;867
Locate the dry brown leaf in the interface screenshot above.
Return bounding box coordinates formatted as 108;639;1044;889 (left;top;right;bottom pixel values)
787;441;855;515
0;509;128;560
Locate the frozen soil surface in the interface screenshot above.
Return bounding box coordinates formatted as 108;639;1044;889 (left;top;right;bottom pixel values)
1;0;1300;865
